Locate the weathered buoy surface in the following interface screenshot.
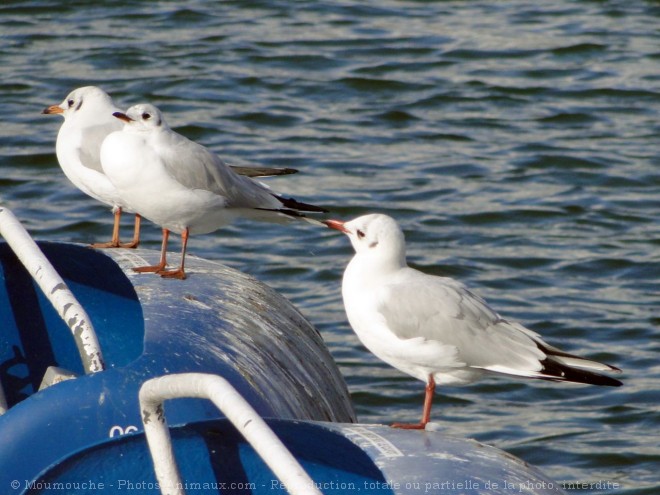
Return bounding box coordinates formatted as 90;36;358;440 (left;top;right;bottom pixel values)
25;419;566;495
0;242;355;488
0;238;568;495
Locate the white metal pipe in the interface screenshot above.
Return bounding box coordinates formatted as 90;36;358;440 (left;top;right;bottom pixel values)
0;380;7;415
139;373;323;495
0;207;105;373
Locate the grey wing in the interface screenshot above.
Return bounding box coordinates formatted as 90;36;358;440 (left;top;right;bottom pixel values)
159;133;280;209
376;271;546;374
78;122;120;173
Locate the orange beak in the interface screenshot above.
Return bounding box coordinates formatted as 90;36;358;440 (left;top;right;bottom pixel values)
324;219;349;233
42;104;63;115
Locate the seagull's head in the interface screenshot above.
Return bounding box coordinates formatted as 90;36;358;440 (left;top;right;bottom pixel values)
113;103;168;132
42;86;114;120
325;214;406;266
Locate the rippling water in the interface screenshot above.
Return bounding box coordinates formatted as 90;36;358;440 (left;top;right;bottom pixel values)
1;1;658;493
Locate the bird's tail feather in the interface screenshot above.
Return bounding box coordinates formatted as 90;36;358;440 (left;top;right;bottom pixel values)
254;207;327;226
230;166;298;177
537;341;621;371
482;341;623;386
531;341;622;386
550;354;619;372
272;194;328;213
539;358;623;386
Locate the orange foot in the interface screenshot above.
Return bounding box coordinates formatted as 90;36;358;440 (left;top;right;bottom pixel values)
157;268;186;280
132;264;166;274
391;422;427;430
118;240;140;249
90;239;139;249
90;240;121;249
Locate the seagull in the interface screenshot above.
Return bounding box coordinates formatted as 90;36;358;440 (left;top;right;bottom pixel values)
325;214;622;429
100;103;326;279
42;86;141;248
43;87;299;249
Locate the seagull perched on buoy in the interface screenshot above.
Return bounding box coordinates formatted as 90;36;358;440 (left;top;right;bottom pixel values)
43;86;300;249
100;103;326;279
42;86;142;248
326;213;622;429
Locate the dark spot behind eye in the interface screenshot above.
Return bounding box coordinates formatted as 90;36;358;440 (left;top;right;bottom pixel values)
68;98;83;111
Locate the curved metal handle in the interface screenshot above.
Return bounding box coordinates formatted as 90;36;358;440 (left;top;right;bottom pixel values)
0;207;105;374
0;381;7;415
139;373;323;495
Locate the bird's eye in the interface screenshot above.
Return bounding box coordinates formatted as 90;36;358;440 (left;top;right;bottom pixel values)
356;229;365;239
142;113;151;120
67;99;75;108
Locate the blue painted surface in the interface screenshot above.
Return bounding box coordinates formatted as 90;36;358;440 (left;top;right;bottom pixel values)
24;420;566;495
0;242;144;401
0;242;355;489
26;421;391;495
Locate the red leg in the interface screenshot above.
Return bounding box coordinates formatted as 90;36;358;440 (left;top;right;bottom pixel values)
158;227;189;280
391;375;436;430
133;228;169;273
90;208;123;248
119;214;141;249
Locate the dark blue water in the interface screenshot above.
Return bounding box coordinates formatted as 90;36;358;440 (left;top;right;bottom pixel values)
1;2;658;493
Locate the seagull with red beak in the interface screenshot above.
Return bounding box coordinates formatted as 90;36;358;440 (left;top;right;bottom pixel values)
326;214;622;429
101;103;326;279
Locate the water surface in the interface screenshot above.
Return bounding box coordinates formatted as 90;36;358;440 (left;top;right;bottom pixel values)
1;2;658;493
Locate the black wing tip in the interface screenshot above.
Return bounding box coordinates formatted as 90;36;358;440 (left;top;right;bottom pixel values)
254;208;326;227
272;167;299;176
540;359;623;387
273;194;328;213
229;166;299;177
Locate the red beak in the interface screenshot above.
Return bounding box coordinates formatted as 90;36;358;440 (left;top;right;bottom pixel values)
324;219;349;233
113;111;134;123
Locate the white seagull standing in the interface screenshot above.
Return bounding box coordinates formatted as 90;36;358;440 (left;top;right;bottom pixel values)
100;103;326;279
42;86;141;248
43;87;299;249
326;214;622;429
